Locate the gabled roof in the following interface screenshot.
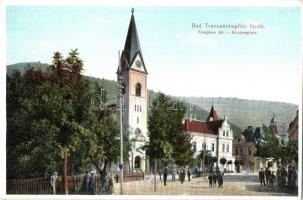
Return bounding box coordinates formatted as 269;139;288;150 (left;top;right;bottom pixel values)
206;105;219;122
182;119;224;135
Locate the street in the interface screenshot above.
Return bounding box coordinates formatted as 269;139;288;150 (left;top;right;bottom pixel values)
113;173;298;196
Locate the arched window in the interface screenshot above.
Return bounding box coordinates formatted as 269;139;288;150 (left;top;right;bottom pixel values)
135;83;141;96
135;156;141;168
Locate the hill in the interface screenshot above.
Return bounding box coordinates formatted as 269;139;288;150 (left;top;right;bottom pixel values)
7;62;298;135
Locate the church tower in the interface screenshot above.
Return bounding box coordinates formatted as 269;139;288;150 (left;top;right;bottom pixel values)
117;9;148;172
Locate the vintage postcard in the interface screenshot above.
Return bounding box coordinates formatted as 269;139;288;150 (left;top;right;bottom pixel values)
1;0;302;200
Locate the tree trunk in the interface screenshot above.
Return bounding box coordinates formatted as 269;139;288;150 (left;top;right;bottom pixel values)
90;158;103;174
154;159;157;192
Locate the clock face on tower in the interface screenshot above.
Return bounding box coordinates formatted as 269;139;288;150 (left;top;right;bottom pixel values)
135;60;142;68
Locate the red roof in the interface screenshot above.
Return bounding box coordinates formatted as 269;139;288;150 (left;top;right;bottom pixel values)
182;119;223;135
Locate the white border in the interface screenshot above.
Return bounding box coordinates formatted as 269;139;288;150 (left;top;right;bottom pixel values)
0;0;302;200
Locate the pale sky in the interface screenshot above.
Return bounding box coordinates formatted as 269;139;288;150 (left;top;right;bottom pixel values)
6;6;301;104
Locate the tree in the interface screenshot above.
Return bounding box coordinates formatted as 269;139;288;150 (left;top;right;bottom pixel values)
144;93;192;191
6;50;123;182
220;158;227;171
286;140;298;164
255;125;280;160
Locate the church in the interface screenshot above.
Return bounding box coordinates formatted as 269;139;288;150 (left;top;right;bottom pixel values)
116;9;149;173
115;9;235;173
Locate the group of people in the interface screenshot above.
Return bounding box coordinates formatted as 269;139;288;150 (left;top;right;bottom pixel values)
160;166;192;186
177;167;191;184
258;165;297;189
79;170;114;195
208;169;224;188
277;165;297;189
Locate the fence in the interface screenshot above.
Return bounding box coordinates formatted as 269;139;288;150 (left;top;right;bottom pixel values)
7;172;144;194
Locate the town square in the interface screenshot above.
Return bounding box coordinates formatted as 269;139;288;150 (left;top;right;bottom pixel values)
4;5;301;198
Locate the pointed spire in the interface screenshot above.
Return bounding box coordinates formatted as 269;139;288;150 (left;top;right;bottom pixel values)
207;104;219;122
123;8;143;65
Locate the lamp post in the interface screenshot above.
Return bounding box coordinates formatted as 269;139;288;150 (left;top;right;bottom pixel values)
117;51;124;195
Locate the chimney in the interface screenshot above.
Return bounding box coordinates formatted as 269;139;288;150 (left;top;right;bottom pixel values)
189;114;192;121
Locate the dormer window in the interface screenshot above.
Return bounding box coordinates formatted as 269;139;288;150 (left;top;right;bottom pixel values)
136;83;141;96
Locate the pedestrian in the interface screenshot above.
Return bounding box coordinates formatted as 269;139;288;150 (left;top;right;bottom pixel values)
265;167;271;186
277;167;281;187
290;167;297;190
101;172;109;194
187;167;191;181
163;166;168;186
79;170;90;194
269;172;275;187
258;168;265;186
172;167;176;182
180;168;185;184
287;165;292;188
213;172;217;187
89;169;96;195
281;167;287;187
108;174;114;195
208;173;213;187
217;172;223;188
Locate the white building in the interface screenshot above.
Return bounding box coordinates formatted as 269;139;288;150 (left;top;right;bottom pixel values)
182;106;235;171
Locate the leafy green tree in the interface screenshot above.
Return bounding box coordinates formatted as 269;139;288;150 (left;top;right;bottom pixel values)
6;50;124;182
255;125;281;160
286;140;298;164
144;93;192;191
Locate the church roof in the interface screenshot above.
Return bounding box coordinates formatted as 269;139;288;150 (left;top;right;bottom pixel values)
123;12;144;66
182;119;224;135
206;105;219;122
